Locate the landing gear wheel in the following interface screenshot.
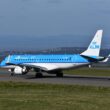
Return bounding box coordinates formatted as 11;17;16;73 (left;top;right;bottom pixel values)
10;72;14;76
35;72;43;78
56;72;63;77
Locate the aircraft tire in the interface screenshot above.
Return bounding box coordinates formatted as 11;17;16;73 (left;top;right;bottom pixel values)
35;72;43;78
56;72;63;77
10;72;14;76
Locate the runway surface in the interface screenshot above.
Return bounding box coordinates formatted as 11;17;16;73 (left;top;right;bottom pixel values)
0;70;110;87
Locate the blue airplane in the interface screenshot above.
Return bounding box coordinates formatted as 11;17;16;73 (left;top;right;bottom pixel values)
0;30;107;77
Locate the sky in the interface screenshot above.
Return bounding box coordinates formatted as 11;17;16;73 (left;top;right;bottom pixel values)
0;0;110;50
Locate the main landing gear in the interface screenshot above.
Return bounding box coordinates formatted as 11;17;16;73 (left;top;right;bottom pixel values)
56;71;63;77
35;70;64;78
35;72;43;78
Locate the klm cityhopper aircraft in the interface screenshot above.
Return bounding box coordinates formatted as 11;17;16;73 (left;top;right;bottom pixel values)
0;30;107;77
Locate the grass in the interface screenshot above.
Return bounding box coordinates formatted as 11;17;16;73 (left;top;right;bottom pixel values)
0;82;110;110
63;68;110;76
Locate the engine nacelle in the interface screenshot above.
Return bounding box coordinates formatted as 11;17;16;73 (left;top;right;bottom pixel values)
14;66;23;74
9;66;28;75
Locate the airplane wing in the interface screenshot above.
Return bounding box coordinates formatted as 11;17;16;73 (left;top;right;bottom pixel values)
6;62;58;71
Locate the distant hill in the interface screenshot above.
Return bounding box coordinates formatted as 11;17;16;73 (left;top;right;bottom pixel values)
0;47;110;55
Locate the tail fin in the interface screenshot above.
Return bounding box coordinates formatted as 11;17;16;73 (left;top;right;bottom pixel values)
81;30;103;57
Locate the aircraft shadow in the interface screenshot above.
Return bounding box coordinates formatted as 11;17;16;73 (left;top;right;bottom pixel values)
25;74;110;80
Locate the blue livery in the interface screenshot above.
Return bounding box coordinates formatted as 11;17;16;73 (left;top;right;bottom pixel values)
0;30;107;77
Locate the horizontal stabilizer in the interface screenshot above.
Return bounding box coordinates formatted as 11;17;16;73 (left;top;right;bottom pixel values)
99;54;110;63
81;55;105;62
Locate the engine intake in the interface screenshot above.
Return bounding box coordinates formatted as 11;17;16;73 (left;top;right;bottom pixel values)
9;66;28;75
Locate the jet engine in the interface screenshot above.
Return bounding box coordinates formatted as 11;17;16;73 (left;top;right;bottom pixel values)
9;66;28;75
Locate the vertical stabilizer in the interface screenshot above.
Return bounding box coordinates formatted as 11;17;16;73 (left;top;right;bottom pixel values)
81;30;103;57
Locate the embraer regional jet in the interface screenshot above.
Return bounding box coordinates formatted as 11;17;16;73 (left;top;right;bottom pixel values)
0;30;108;77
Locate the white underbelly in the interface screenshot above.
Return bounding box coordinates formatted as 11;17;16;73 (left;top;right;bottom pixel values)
23;63;89;71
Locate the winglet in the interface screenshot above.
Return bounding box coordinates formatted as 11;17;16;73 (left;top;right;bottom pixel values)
81;30;103;57
6;55;11;63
